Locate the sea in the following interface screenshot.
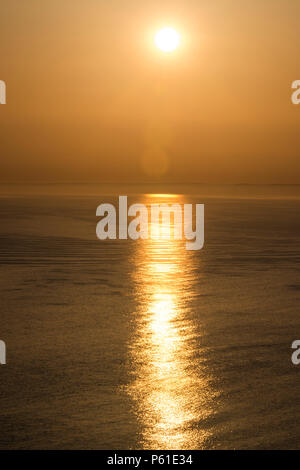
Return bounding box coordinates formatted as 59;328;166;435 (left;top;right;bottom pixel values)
0;184;300;449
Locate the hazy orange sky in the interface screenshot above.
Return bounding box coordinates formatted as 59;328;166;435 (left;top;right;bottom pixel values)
1;0;300;184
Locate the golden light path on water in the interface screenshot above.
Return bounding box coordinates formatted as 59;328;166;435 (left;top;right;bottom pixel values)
126;195;215;449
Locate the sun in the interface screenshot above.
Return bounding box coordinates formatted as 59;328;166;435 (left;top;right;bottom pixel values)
155;27;180;53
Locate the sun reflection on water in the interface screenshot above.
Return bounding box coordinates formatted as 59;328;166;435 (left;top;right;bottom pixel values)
126;195;215;449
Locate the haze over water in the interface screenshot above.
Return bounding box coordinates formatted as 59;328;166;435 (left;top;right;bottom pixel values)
0;185;300;449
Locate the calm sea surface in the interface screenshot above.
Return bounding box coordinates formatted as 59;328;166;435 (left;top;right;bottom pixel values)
0;190;300;449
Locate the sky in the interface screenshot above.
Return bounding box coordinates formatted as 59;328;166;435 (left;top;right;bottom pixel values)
0;0;300;184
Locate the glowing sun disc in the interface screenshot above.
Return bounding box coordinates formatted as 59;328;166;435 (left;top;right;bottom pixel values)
155;27;180;52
